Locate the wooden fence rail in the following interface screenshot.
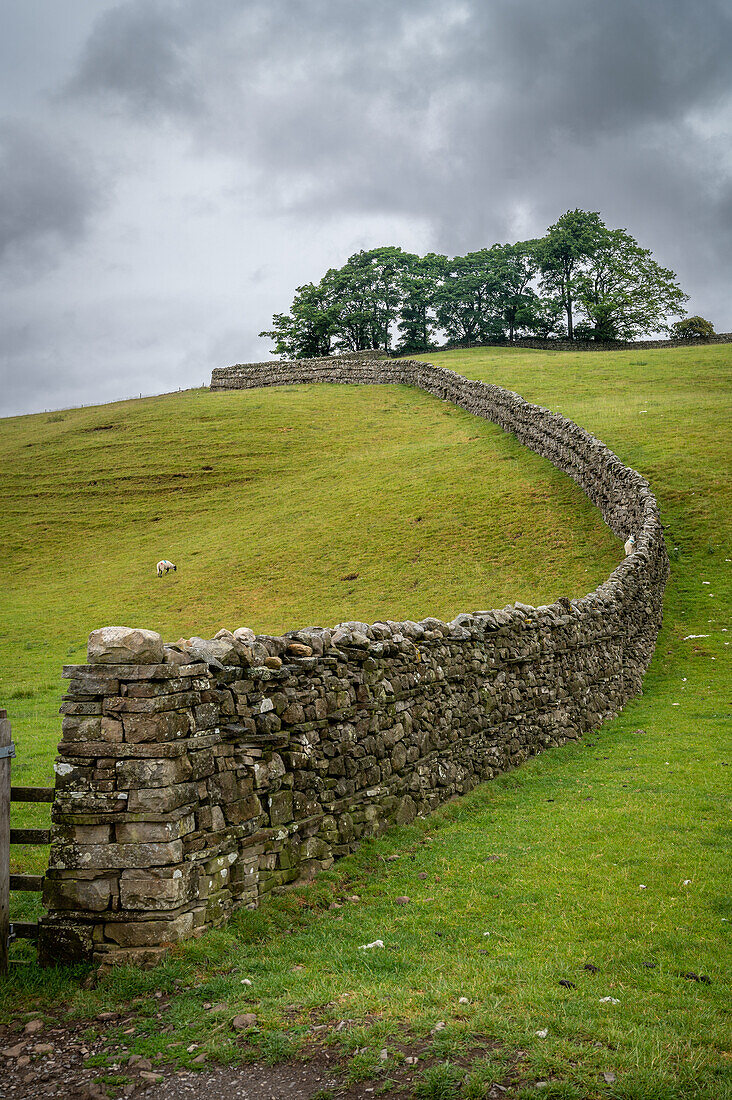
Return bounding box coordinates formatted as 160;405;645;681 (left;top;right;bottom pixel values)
0;710;53;975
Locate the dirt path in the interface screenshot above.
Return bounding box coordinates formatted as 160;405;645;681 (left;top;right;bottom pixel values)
1;1013;522;1099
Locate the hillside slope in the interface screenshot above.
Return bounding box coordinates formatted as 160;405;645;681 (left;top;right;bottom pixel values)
0;343;730;1098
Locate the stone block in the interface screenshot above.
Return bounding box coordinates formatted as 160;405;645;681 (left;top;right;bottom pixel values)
88;626;165;665
59;700;103;716
95;944;169;968
50;839;184;870
54;823;113;845
115;755;193;789
123;710;192;743
103;910;194;947
225;793;263;825
68;675;120;697
104;691;201;715
60;717;103;744
127;783;198;813
268;789;293;825
42;873;116;912
115;813;195;843
38;919;95;966
194;702;220;729
119;866;196;910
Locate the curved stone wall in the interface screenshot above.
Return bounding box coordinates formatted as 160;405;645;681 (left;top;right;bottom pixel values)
39;357;669;967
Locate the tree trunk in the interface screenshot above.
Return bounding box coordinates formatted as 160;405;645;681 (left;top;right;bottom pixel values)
567;294;574;340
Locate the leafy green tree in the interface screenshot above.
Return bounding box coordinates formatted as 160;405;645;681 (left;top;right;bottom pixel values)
536;209;607;340
396;252;446;353
258;280;339;358
491;241;542;341
332;246;417;352
575;228;688;340
672;315;715;339
434;250;506;345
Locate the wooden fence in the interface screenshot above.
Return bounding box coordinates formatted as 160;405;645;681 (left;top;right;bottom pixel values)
0;709;53;975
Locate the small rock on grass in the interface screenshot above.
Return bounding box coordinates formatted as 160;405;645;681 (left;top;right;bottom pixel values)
232;1013;258;1031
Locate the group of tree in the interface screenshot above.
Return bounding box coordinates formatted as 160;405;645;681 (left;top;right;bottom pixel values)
260;210;701;358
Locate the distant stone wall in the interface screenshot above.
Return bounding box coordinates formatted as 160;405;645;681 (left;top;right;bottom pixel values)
211;348;384;390
438;334;732;353
38;356;669;967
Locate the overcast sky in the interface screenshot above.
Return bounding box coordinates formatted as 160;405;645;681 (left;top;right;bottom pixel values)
1;0;731;418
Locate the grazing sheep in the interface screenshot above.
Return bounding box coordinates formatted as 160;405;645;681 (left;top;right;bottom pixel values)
156;559;177;576
624;535;636;556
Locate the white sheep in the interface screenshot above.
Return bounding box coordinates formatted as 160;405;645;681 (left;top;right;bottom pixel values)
624;535;636;556
156;559;177;576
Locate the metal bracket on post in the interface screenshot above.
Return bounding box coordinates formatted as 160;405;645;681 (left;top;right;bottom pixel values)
0;743;16;760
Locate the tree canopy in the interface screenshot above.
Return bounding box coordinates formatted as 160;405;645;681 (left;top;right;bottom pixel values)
260;212;690;356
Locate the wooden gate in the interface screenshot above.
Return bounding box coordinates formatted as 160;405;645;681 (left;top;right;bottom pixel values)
0;709;53;974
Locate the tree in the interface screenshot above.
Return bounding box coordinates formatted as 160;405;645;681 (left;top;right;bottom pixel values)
258;280;339;359
535;209;606;340
434;250;506;345
332;246;416;353
396;253;446;353
672;316;715;339
491;241;542;341
575;228;688;340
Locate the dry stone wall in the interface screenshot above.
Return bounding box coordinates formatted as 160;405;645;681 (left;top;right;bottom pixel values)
38;355;669;967
436;334;732;353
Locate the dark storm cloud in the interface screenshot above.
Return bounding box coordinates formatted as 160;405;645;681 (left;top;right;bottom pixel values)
62;0;732;277
0;120;101;276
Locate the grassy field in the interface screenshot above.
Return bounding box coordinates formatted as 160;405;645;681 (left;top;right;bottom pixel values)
0;343;730;1098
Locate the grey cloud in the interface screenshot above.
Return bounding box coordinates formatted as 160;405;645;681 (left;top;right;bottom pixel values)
63;1;732;242
64;0;200;118
0;120;101;277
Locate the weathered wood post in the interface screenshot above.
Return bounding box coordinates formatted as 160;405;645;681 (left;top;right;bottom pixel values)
0;708;13;976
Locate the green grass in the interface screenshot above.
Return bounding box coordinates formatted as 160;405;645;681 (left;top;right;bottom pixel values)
0;344;730;1098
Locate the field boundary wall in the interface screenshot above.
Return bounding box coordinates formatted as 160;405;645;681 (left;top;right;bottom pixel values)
435;333;732;353
39;354;669;967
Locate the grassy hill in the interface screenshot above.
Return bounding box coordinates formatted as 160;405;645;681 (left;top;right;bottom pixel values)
0;343;730;1098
